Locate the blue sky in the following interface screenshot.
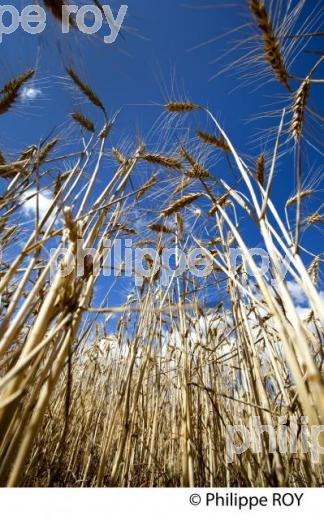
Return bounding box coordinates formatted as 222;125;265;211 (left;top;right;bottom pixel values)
0;0;323;311
2;1;319;141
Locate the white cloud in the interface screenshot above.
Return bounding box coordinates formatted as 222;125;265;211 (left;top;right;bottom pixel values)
295;306;311;320
287;280;307;305
21;189;53;218
20;87;42;101
165;312;233;358
287;286;324;324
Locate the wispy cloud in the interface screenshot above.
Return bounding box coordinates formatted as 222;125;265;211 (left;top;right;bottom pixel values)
20;87;42;101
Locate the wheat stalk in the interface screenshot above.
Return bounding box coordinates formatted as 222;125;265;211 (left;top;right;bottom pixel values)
249;0;290;89
142;153;183;170
290;79;310;141
67;67;106;112
0;70;35;115
160;193;203;217
197;130;230;152
72;112;95;133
